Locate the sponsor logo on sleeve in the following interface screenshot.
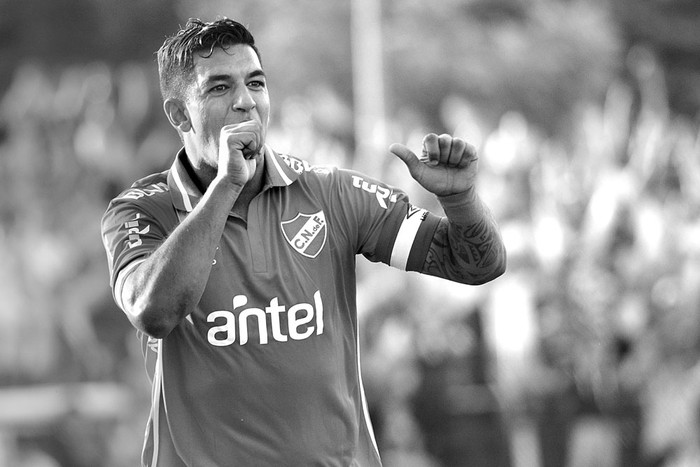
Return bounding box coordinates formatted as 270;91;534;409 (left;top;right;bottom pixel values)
124;213;150;249
280;154;313;174
117;182;168;200
406;204;428;221
351;175;397;209
281;211;327;258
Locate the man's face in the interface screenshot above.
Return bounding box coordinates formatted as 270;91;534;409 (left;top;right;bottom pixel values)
183;44;270;170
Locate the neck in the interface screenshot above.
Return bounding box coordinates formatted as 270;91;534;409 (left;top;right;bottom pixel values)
181;148;267;221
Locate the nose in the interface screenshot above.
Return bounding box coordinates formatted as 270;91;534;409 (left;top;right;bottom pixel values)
232;87;256;113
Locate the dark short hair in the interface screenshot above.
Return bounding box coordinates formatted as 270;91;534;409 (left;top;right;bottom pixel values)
156;18;261;101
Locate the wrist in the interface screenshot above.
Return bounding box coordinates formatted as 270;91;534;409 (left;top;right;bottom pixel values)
437;187;477;208
209;175;246;206
212;173;246;192
437;188;481;224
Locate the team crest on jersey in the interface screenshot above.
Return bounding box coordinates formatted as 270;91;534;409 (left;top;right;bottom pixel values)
281;211;327;258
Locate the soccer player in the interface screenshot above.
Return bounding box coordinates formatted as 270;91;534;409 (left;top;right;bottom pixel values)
101;17;506;467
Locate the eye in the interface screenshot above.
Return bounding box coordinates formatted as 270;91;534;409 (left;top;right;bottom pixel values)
248;80;266;89
209;84;228;94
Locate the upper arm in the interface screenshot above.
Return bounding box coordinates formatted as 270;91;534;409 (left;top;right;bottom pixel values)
101;198;173;315
329;168;441;271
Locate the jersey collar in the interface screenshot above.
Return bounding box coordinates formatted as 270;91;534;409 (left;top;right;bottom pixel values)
167;145;301;213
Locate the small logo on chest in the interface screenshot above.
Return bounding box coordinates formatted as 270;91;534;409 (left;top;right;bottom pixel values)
281;210;327;258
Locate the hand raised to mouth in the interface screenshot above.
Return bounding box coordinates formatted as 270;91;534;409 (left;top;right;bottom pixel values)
217;120;264;187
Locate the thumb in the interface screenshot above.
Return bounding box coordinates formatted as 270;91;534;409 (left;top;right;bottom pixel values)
389;143;420;170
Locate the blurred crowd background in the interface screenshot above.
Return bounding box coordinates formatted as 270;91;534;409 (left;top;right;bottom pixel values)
1;0;699;466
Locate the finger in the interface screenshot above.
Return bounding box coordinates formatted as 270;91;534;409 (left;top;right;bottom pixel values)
437;134;452;164
448;137;467;167
422;133;440;165
389;143;420;168
241;142;257;158
221;121;258;135
246;120;263;150
221;130;257;147
221;130;259;158
419;151;439;166
456;141;479;168
222;120;263;148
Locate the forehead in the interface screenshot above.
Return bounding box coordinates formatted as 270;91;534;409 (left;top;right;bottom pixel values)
192;44;262;80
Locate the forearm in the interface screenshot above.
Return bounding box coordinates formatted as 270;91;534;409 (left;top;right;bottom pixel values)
121;176;242;337
421;188;506;285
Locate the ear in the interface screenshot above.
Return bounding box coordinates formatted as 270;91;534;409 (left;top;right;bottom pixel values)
163;98;192;133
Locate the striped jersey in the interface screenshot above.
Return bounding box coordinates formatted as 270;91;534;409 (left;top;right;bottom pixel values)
101;147;441;466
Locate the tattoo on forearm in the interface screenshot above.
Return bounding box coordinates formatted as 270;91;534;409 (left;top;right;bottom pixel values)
423;216;504;284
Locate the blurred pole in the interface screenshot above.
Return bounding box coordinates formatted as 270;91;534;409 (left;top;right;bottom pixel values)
351;0;387;175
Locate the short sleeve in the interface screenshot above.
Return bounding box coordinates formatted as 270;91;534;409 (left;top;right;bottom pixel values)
100;197;176;291
331;169;441;272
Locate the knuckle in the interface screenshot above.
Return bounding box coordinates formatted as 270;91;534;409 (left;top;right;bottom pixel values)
438;134;451;144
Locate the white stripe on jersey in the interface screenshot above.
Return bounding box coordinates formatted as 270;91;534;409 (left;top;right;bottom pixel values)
389;208;427;270
147;339;163;466
356;309;380;459
172;165;193;212
269;146;294;186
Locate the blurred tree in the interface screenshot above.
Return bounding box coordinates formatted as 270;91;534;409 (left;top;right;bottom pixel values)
384;0;622;135
0;0;179;92
612;0;700;117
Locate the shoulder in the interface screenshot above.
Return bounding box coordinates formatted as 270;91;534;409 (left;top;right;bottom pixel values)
105;170;172;215
279;152;363;185
278;152;403;206
277;153;332;177
110;170;170;204
277;153;342;189
102;170;175;227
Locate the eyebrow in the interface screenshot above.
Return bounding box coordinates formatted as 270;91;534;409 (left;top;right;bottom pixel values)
248;70;266;80
202;69;266;86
